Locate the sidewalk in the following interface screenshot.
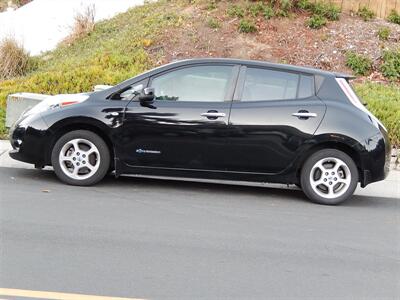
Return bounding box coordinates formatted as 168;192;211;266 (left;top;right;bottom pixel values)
0;140;399;198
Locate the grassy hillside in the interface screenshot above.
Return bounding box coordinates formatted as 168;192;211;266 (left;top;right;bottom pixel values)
0;0;182;135
0;0;399;145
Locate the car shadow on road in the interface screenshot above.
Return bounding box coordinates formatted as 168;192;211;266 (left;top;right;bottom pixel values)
3;167;399;208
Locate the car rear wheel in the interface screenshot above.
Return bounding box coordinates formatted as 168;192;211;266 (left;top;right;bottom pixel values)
51;130;110;186
300;149;358;205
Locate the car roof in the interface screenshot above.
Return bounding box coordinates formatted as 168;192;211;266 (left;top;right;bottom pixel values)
163;58;348;77
102;58;352;96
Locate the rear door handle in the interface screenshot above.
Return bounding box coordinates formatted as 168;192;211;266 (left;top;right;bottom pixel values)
292;112;317;118
201;112;226;118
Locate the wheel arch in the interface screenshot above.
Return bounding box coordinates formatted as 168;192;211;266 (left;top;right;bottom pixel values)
46;118;114;167
295;141;363;183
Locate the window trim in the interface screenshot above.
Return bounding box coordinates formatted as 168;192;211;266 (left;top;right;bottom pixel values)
107;78;149;101
147;64;240;103
235;66;316;102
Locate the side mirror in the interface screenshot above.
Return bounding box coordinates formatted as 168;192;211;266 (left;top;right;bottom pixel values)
139;87;155;103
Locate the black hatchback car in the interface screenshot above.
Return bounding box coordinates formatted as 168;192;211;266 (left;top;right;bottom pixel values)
9;58;390;205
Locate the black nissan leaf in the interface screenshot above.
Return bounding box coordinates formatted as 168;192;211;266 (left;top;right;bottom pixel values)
9;59;391;205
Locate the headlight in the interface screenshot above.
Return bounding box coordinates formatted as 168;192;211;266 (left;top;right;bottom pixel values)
24;94;90;116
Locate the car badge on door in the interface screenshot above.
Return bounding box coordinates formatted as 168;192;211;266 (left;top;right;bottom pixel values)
136;149;161;154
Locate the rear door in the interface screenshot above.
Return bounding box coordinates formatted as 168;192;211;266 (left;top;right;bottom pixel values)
227;66;326;174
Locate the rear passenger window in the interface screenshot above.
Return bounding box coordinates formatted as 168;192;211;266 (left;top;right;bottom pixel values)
242;68;299;101
241;68;315;101
298;75;315;98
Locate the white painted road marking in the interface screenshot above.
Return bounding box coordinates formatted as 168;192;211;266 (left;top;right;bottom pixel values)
0;288;146;300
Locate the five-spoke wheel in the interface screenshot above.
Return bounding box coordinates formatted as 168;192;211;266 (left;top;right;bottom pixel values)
59;138;101;180
52;130;110;186
301;149;358;205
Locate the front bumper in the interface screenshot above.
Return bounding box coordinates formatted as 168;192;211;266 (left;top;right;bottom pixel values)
9;113;51;166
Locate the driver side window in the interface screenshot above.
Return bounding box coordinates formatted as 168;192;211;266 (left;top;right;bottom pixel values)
150;65;234;102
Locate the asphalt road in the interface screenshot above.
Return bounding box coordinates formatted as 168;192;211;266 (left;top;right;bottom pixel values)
0;167;399;299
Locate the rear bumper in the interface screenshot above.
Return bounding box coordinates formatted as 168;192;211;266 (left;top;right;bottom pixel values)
359;130;391;187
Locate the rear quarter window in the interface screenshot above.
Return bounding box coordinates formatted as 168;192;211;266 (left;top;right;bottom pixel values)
241;68;314;101
298;75;315;99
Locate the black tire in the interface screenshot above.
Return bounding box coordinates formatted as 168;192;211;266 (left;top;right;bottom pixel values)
300;149;358;205
51;130;110;186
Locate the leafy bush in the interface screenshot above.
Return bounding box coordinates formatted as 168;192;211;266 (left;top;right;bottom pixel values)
296;0;313;10
306;15;327;29
247;2;266;17
378;27;391;41
238;19;257;33
0;37;31;80
227;4;245;18
207;17;220;29
387;9;400;25
380;50;400;80
345;51;372;76
247;1;274;19
263;5;274;19
355;83;400;146
357;6;375;21
206;1;217;11
312;2;340;21
275;0;293;17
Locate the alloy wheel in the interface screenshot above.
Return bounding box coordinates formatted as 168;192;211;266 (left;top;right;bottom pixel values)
309;157;352;199
58;138;100;180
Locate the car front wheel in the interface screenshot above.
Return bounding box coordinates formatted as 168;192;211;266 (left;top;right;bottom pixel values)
300;149;358;205
51;130;110;186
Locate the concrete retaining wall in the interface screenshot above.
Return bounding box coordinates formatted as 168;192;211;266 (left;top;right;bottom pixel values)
6;93;49;127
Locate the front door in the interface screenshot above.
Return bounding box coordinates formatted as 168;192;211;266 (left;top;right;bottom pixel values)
119;64;239;171
227;66;326;174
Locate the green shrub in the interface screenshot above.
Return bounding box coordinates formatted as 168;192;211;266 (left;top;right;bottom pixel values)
387;9;400;24
378;27;391;41
238;19;257;33
345;51;373;76
247;2;266;17
355;83;400;146
247;2;274;19
306;15;327;29
296;0;313;10
380;50;400;80
277;0;293;16
206;1;217;11
207;17;220;29
263;5;275;19
312;2;340;21
357;6;375;21
227;4;245;18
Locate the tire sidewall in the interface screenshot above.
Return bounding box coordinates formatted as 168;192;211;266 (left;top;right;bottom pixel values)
301;149;358;205
51;130;110;186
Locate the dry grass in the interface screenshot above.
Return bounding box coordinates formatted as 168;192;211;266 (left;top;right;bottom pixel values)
0;37;30;80
62;5;96;46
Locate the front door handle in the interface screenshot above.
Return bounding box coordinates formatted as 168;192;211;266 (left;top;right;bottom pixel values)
201;112;226;118
292;112;317;119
